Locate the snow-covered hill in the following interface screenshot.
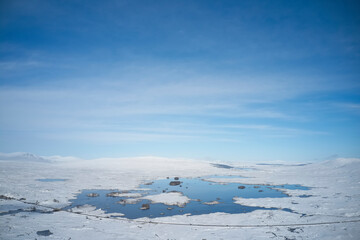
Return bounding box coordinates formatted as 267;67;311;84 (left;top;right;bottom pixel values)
0;152;49;162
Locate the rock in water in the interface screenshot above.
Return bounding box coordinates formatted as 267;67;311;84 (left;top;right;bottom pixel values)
37;230;53;236
140;204;150;210
169;181;181;186
87;193;99;197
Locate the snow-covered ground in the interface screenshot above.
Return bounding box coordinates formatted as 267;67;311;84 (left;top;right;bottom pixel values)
0;153;359;239
142;192;191;207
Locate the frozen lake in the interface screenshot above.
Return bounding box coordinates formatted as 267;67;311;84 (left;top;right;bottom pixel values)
65;176;310;219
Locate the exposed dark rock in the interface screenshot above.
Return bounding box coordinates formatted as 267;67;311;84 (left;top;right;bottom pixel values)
203;200;220;205
0;195;15;200
253;186;260;188
87;193;99;197
168;190;181;193
299;194;312;198
284;237;296;240
238;186;245;189
106;191;129;197
258;190;263;192
36;230;53;236
169;181;181;186
174;177;179;180
211;163;233;169
288;227;299;233
106;192;119;197
140;204;150;210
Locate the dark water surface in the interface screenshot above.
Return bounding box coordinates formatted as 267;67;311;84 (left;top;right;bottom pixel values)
65;176;310;219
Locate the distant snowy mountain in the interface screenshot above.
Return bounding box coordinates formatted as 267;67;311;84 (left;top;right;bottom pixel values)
319;157;360;168
0;152;50;162
309;157;360;176
45;155;83;162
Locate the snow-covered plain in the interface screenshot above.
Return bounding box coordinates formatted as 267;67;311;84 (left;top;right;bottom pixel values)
0;153;359;239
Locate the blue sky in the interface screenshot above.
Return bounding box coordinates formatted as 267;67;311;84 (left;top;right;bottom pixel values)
0;0;359;162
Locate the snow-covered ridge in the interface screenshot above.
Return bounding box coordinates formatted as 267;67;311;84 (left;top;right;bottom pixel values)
320;157;360;167
0;152;84;163
309;157;360;175
0;152;49;162
1;152;359;168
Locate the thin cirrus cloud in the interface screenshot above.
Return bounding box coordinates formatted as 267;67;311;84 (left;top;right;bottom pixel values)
0;63;356;124
0;82;328;140
0;70;331;129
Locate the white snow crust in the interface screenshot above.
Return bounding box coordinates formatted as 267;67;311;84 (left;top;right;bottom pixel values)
142;192;191;207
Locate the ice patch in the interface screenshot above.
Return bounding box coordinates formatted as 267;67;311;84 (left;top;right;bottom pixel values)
142;192;191;207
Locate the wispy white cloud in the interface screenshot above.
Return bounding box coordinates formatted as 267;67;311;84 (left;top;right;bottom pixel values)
0;82;295;126
220;124;328;136
42;131;202;143
0;60;44;70
336;103;360;114
0;60;353;151
0;67;335;141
